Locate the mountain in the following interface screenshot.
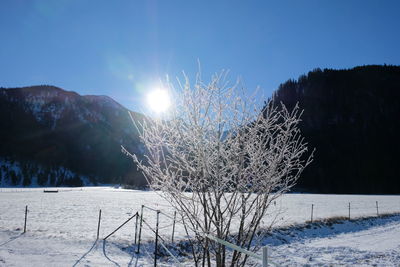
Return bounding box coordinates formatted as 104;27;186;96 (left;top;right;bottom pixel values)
269;65;400;194
0;85;146;187
3;65;399;193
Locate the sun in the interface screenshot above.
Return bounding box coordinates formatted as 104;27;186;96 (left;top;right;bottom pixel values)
146;88;171;113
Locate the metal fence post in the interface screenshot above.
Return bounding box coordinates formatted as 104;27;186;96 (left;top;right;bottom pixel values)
171;210;176;243
103;214;137;240
348;203;351;220
136;205;144;254
134;211;139;245
262;246;268;267
97;209;102;239
311;204;314;223
23;205;28;233
154;210;160;267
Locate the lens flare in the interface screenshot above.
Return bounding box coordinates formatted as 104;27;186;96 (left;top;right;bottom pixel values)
146;88;171;113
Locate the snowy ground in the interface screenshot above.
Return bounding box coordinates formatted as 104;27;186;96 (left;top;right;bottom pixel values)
262;215;400;266
0;187;399;266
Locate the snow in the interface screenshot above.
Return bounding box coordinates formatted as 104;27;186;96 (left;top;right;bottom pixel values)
262;215;400;266
0;187;400;266
0;158;92;187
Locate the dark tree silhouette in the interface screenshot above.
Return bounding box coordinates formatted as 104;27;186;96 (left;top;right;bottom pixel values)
267;65;400;194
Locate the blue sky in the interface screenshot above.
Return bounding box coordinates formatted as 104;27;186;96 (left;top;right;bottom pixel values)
0;0;399;111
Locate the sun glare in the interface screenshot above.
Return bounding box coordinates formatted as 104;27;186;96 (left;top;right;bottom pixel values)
146;88;171;113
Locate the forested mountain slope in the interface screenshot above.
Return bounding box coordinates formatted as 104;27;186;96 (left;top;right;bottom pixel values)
269;65;400;193
0;85;146;187
2;65;399;193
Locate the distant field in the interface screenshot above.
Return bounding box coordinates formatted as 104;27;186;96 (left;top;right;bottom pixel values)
1;187;399;241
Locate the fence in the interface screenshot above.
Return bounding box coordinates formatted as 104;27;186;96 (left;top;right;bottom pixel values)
308;200;384;223
137;205;278;266
205;233;274;266
1;188;400;266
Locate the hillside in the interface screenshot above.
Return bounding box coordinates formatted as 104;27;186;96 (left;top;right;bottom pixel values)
270;65;400;194
2;65;399;192
0;85;146;187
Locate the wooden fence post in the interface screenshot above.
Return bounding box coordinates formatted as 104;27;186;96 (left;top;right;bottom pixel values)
154;210;160;267
171;210;176;243
376;201;379;216
97;209;102;239
23;205;28;233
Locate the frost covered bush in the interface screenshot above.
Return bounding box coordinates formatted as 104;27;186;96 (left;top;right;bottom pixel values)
125;71;313;266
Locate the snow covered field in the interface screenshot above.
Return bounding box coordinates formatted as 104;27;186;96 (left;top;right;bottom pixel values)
0;187;400;266
262;214;400;266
